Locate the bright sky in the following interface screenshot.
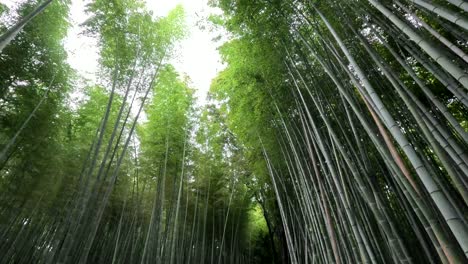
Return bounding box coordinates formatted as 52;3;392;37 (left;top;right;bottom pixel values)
146;0;225;104
69;0;224;104
3;0;225;104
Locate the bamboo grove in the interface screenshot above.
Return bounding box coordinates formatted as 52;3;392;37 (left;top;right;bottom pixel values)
0;0;467;263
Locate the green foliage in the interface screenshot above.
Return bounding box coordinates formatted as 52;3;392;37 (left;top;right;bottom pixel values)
84;0;186;74
84;0;145;71
0;0;72;205
139;65;193;173
245;205;274;263
0;3;8;16
71;86;124;152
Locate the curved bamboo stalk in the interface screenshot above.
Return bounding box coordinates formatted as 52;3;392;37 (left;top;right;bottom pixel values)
0;0;53;53
312;3;468;258
355;30;468;205
369;26;468;144
446;0;468;12
368;0;468;90
284;45;412;262
396;1;468;64
409;0;468;30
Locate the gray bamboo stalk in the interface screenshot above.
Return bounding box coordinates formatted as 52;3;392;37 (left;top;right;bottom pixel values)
368;0;468;90
313;4;468;258
334;47;466;263
355;30;468;205
0;0;53;53
396;1;468;64
169;132;187;264
369;26;468;144
409;0;468;30
400;40;468;108
300;100;371;263
288;62;412;262
322;42;458;262
260;139;299;264
280;105;342;263
284;55;374;263
445;0;468;12
286;48;398;260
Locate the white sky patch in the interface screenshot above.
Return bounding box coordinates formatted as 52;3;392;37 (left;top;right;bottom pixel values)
62;0;225;105
1;0;22;9
146;0;225;104
65;0;99;83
